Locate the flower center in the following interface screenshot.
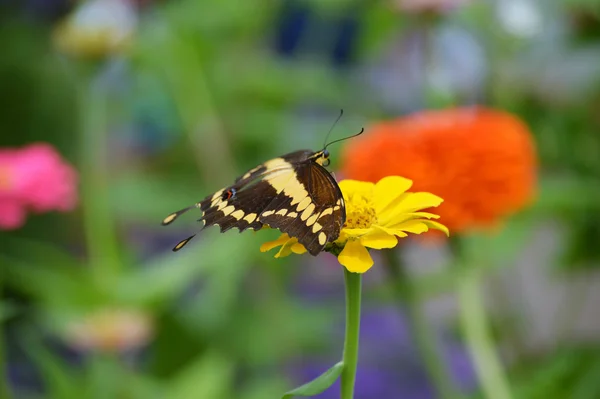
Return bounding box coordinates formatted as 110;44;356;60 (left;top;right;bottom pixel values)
343;195;377;229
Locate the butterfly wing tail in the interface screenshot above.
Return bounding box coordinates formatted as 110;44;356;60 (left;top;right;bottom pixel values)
161;204;201;226
162;198;209;252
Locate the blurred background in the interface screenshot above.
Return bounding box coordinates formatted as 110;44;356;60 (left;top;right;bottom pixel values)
2;0;600;398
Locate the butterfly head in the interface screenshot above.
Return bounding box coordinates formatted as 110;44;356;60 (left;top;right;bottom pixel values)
315;125;364;168
312;149;331;167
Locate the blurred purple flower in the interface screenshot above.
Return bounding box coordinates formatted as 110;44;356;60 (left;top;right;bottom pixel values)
2;0;72;21
443;340;478;391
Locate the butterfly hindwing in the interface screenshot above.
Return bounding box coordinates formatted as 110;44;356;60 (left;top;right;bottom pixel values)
198;167;291;233
258;158;345;255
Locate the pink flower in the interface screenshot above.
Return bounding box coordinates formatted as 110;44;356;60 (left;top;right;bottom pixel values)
0;143;78;229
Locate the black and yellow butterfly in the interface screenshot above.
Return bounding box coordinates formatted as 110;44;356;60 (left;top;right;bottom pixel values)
162;116;363;256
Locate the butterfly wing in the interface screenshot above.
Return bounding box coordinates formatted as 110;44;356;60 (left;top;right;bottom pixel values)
163;154;308;249
258;160;345;255
162;150;345;255
197;163;296;233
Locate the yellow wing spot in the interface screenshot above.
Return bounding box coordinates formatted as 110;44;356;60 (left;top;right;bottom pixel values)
263;157;289;171
222;205;235;216
162;213;177;225
306;213;319;226
319;208;334;218
216;200;228;211
297;197;312;212
244;213;257;223
173;235;195;251
318;232;327;245
286;185;310;206
287;212;298;218
211;189;224;203
301;203;315;221
312;222;322;233
266;171;295;194
262;210;275;217
276;209;288;216
262;158;311;206
263;159;295;193
231;210;245;220
242;166;261;180
201;211;206;225
333;205;341;211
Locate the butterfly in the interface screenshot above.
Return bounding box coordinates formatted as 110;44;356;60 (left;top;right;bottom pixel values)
162;112;363;256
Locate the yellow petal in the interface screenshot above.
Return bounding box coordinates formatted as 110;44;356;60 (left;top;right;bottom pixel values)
275;236;305;258
338;180;374;199
392;220;429;234
388;219;449;236
337;239;374;273
340;228;372;237
422;220;450;236
359;227;398;249
380;192;444;224
260;234;291;253
373;224;408;238
404;212;441;220
291;242;308;254
275;244;293;258
382;211;441;229
373;176;413;214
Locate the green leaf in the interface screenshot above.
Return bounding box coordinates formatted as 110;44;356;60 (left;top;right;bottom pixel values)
115;234;220;307
3;256;102;309
0;301;18;323
572;355;600;399
281;361;344;398
168;351;235;399
20;333;83;399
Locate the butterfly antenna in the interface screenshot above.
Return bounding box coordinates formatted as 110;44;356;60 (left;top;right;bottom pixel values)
322;109;344;149
324;127;365;150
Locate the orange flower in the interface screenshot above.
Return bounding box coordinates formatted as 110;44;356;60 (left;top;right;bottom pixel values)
341;107;537;233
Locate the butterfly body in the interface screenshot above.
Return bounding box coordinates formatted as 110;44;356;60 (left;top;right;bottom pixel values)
163;149;346;255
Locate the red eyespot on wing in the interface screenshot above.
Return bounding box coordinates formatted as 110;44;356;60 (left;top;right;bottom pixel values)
222;189;234;201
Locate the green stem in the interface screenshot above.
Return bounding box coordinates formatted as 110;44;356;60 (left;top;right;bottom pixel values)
383;250;460;399
457;267;512;399
0;284;12;399
78;71;121;283
154;24;236;183
340;269;362;399
0;337;10;399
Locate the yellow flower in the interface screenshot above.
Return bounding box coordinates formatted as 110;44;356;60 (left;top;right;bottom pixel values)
63;308;153;352
260;176;449;273
260;233;307;258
